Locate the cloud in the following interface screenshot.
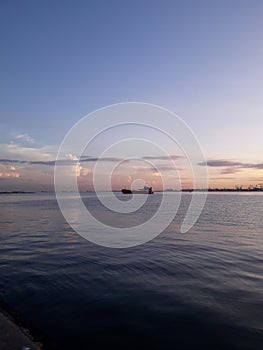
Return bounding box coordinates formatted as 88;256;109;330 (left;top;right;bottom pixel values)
0;159;27;164
199;160;243;167
0;142;57;162
80;154;185;162
220;167;241;175
0;155;183;167
80;156;124;163
30;160;57;165
0;173;20;178
0;157;121;166
0;166;20;178
199;159;263;174
142;155;183;160
210;177;238;180
154;165;181;171
0;158;56;166
252;164;263;169
79;155;183;162
79;167;90;177
15;133;35;144
135;165;181;173
0;142;184;168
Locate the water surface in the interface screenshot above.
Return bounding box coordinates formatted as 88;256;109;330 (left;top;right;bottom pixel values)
0;193;262;349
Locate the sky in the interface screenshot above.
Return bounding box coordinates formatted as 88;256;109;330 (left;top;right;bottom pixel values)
0;0;262;191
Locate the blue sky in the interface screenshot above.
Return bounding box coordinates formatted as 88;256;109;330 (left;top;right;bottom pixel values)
0;0;262;190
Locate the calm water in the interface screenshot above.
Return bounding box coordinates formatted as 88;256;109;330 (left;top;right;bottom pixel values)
0;193;262;349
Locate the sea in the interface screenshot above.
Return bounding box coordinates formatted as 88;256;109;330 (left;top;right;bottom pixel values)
0;192;262;349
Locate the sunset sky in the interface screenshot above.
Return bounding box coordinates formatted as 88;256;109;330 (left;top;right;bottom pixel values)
0;0;262;191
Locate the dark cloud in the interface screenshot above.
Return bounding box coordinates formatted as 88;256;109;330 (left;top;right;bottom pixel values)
199;160;243;167
80;157;123;163
0;158;72;166
0;159;27;164
0;155;183;167
199;159;263;172
30;160;57;165
142;155;183;160
252;164;263;169
0;157;119;166
154;165;181;171
80;155;183;162
127;164;181;173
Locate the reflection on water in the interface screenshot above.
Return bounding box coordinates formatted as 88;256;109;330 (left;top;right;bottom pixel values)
0;193;262;349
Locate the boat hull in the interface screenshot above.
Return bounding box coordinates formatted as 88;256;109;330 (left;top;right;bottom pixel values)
121;188;153;194
121;189;132;194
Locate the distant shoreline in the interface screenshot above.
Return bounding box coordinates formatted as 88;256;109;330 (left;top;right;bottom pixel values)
164;188;263;193
0;191;36;194
1;189;263;195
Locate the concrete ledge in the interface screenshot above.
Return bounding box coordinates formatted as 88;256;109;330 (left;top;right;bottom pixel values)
0;311;42;350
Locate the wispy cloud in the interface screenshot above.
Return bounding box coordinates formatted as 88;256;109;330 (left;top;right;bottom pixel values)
210;177;238;180
80;154;183;162
220;167;242;175
199;159;263;174
80;156;124;163
0;154;184;167
200;160;240;167
0;159;28;164
15;133;35;144
0;143;57;162
0;157;120;166
152;165;181;172
131;165;181;178
142;155;183;160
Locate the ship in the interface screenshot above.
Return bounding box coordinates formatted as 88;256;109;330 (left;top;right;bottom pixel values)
121;186;154;194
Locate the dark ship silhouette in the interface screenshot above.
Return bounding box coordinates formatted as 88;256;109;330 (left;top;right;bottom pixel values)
121;186;154;194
